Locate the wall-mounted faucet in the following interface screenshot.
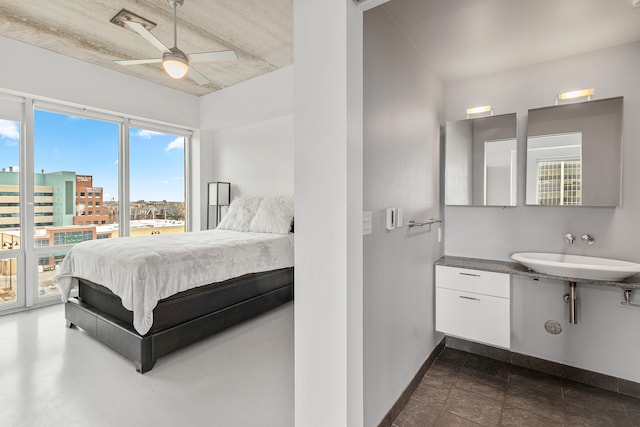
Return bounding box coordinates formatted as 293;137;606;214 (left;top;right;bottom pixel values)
563;233;575;245
581;234;595;245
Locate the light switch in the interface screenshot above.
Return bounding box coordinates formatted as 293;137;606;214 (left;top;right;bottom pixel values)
363;211;372;235
396;208;404;228
386;208;395;230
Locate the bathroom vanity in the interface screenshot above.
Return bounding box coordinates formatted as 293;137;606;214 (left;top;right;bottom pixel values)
434;255;640;349
435;265;511;348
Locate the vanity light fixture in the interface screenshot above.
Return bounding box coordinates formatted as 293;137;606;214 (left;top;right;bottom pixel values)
555;88;595;105
465;105;493;118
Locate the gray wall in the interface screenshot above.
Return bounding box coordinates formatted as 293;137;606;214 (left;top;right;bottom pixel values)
444;42;640;382
364;7;444;426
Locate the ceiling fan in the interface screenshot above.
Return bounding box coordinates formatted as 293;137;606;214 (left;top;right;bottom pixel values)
111;0;238;85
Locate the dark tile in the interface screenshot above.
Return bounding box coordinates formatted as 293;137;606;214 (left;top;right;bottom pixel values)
562;365;618;393
445;337;472;353
393;397;441;427
504;383;565;424
442;387;503;426
621;396;640;426
412;376;452;407
564;401;632;426
618;378;640;399
434;411;481;426
562;380;627;414
426;360;463;387
437;347;469;367
463;354;511;381
622;394;640;417
511;352;563;377
508;365;563;399
467;341;511;363
455;368;507;402
499;405;564;427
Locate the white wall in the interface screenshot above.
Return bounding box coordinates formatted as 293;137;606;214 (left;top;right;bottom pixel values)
0;36;199;128
294;1;364;426
444;42;640;382
206;115;294;198
363;7;444;426
199;66;294;229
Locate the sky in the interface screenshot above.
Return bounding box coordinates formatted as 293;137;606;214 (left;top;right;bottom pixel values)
0;111;185;202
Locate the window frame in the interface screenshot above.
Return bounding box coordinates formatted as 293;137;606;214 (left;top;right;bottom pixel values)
0;93;195;311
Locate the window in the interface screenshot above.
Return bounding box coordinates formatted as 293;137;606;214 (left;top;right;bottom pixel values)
53;231;93;245
129;127;186;234
0;96;23;309
0;95;192;312
537;159;582;205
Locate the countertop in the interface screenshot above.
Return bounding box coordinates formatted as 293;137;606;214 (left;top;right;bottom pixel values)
434;255;640;290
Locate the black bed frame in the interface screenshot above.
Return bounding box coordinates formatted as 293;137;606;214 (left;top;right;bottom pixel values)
65;268;293;373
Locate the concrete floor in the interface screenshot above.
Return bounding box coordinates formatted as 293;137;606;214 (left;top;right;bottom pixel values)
0;302;294;427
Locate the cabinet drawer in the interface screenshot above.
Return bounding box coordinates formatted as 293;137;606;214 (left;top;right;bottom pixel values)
436;287;510;348
436;265;510;298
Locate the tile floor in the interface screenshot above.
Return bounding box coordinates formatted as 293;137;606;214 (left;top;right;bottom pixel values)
393;347;640;427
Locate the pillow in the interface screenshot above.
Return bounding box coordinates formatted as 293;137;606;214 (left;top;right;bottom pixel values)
216;196;262;232
249;195;294;234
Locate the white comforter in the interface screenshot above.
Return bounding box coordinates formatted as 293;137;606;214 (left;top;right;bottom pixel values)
56;230;294;335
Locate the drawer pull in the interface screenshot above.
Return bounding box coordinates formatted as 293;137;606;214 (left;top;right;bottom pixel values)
459;295;481;302
459;272;481;277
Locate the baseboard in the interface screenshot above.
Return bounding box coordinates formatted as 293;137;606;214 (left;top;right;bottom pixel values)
445;336;640;399
377;337;446;427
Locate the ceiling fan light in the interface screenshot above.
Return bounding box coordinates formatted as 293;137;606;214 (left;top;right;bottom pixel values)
162;49;189;79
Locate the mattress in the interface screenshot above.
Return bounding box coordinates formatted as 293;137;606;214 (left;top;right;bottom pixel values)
56;229;294;334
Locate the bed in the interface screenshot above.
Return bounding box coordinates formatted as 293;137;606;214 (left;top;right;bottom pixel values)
57;197;295;373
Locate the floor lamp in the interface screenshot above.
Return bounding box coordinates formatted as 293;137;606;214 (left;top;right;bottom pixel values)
207;182;231;229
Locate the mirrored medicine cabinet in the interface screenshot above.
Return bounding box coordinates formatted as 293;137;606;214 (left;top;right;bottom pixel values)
445;113;518;206
525;97;623;207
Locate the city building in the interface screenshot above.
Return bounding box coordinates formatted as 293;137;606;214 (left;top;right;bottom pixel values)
0;167;72;229
73;174;109;226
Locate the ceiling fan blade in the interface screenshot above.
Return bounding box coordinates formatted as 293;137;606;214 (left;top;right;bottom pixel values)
187;66;210;86
123;21;170;53
188;50;238;63
115;58;162;65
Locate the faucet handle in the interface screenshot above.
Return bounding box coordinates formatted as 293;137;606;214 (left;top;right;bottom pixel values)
564;233;575;245
581;234;595;245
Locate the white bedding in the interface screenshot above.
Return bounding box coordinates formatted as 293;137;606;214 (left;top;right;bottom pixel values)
56;229;294;335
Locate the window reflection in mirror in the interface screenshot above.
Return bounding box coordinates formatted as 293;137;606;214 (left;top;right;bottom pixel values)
527;133;582;205
525;97;622;206
445;113;518;206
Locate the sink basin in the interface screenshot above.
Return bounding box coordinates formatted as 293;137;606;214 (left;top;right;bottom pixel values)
511;252;640;281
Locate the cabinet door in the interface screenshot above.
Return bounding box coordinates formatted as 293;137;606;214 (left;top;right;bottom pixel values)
436;287;510;348
436;265;510;298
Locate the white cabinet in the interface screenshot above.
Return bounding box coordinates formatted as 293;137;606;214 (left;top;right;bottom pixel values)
435;265;511;348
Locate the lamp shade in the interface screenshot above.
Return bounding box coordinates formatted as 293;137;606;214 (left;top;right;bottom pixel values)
162;47;189;79
208;182;230;206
